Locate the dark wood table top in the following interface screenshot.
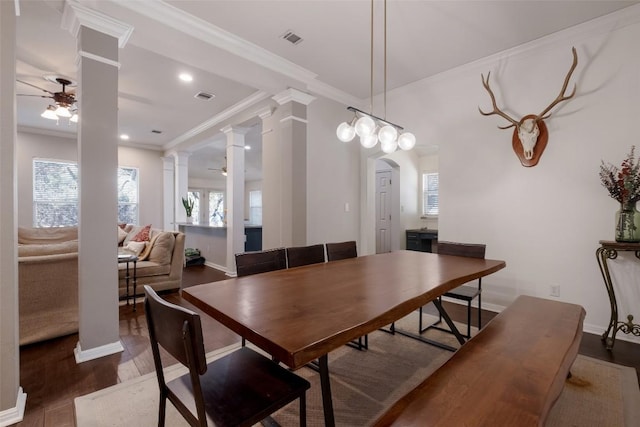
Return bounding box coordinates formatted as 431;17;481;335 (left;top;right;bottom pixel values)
182;250;506;369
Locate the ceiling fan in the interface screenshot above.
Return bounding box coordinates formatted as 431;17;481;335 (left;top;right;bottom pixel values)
208;157;227;176
17;76;78;123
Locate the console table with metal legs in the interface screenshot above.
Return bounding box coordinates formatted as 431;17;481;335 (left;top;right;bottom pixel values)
118;254;138;311
596;240;640;350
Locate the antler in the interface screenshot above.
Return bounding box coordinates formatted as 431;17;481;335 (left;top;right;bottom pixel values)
478;72;520;130
536;47;578;120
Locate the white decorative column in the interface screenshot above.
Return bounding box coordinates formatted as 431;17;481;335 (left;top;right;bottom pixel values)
221;125;247;274
162;156;175;230
62;1;133;363
0;1;26;424
270;89;315;247
173;151;190;224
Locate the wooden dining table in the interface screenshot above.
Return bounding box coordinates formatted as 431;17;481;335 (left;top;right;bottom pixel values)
182;250;506;426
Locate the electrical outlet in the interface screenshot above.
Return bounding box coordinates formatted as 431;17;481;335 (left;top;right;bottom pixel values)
550;285;561;297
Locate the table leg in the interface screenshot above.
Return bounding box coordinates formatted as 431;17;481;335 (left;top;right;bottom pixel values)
432;298;466;345
318;354;335;427
125;261;130;306
132;259;137;311
596;247;619;350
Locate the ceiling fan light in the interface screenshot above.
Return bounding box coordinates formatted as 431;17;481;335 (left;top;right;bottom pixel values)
397;132;416;150
70;114;78;123
354;115;375;137
41;106;58;120
54;105;72;118
378;125;398;144
336;121;356;142
360;133;378;149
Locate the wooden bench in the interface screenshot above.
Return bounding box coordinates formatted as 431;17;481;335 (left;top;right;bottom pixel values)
373;295;586;427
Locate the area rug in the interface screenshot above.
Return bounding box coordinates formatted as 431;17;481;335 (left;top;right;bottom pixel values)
75;314;640;427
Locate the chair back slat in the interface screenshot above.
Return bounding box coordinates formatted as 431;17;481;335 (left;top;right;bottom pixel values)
437;241;486;259
326;241;357;261
286;244;325;268
144;286;207;374
235;248;286;277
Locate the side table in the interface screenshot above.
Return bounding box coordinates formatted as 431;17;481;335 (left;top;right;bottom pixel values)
118;253;138;310
596;240;640;349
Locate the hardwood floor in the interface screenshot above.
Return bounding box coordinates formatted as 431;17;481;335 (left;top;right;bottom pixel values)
16;265;640;426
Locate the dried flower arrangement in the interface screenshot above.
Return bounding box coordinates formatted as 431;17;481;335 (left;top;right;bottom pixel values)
599;146;640;205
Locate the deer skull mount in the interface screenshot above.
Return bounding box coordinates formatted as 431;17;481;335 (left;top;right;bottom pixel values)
479;47;578;167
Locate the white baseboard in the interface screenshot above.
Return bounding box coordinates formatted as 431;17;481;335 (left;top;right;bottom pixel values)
0;387;26;427
75;340;124;364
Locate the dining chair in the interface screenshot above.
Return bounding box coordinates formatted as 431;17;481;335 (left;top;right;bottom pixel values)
285;244;325;268
144;285;310;427
325;241;357;261
420;241;487;338
235;248;286;277
325;241;367;350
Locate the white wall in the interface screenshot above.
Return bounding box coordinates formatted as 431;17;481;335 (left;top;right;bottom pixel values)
307;97;362;245
17;131;165;228
383;9;640;340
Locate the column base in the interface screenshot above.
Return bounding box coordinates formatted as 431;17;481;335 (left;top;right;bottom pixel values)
74;340;124;364
0;387;26;427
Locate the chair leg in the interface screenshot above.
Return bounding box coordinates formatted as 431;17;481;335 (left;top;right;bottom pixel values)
466;301;472;338
158;392;166;427
299;392;307;427
478;280;482;330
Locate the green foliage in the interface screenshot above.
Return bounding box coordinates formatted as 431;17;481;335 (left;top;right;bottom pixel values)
182;196;195;217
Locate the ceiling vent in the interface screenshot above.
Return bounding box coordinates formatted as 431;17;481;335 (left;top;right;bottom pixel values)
151;129;162;134
194;91;215;101
281;30;303;45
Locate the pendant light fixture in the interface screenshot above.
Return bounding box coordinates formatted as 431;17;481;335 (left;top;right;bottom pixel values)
336;0;416;153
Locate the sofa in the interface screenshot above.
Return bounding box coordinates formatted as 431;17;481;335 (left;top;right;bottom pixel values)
117;224;185;297
18;225;185;345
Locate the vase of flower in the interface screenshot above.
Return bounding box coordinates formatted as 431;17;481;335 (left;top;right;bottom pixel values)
600;146;640;242
615;201;640;242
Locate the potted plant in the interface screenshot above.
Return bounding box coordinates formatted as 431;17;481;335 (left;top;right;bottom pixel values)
182;196;194;223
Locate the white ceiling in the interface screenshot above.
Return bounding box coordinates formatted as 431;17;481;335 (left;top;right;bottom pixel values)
14;0;639;179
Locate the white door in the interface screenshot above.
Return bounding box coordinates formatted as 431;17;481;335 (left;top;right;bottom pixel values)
376;170;392;253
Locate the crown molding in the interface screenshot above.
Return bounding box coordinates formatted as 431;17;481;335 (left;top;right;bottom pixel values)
272;88;316;106
164;90;270;150
17;125;76;140
76;50;121;68
62;0;134;48
114;0;316;83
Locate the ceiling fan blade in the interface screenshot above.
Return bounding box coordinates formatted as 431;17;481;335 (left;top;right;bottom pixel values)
17;93;53;98
17;79;55;95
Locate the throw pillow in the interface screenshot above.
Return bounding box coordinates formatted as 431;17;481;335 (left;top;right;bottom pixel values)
132;224;151;242
125;241;146;256
117;226;127;245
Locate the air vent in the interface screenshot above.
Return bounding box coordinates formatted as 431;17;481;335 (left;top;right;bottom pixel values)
151;129;162;134
194;91;215;101
281;30;303;45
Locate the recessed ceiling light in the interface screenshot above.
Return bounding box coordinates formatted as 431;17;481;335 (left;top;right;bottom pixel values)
244;145;251;150
179;73;193;82
120;134;130;140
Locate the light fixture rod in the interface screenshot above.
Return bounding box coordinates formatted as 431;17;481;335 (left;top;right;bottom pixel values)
347;106;404;131
369;0;374;114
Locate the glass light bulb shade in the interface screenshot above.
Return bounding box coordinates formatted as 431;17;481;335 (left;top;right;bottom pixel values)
378;125;398;144
54;105;72;118
381;138;398;154
41;107;58;120
354;115;376;137
398;132;416;151
336;122;356;142
360;133;378;149
70;114;78;123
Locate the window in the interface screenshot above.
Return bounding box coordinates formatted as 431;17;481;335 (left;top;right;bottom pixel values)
33;159;139;227
249;190;262;225
187;191;201;223
209;191;224;226
422;173;439;217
